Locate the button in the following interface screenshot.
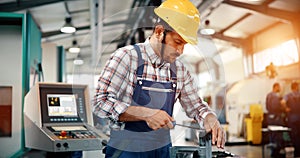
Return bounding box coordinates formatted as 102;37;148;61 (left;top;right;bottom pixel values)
60;131;67;137
56;143;61;148
63;143;69;148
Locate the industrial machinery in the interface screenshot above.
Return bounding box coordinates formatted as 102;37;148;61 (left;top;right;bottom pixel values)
170;124;237;158
24;83;108;152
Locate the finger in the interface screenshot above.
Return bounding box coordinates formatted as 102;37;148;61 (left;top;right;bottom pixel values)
166;121;174;129
162;124;169;130
169;117;175;122
212;126;217;145
216;127;226;149
216;127;223;148
221;131;226;148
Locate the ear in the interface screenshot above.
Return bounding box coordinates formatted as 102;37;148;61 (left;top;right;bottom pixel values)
154;25;165;42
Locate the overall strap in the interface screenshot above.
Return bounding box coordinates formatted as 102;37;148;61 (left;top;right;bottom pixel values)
170;62;177;81
134;44;177;81
133;44;145;77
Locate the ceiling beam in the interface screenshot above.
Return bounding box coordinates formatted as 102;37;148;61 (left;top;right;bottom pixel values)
211;32;246;47
197;0;223;20
198;0;222;13
42;19;135;38
219;13;251;34
0;0;75;12
124;0;152;45
223;0;298;22
42;32;88;43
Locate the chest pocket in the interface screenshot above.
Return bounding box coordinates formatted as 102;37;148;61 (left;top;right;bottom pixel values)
132;79;176;114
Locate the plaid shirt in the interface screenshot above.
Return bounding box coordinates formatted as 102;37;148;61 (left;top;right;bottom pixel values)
93;39;214;129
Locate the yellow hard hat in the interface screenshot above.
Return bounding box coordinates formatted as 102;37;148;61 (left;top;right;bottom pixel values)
154;0;200;45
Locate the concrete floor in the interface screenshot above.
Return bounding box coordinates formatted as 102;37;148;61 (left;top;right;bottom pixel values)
21;144;263;158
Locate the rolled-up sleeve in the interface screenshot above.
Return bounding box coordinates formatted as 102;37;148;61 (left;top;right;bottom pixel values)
178;65;215;129
93;48;134;129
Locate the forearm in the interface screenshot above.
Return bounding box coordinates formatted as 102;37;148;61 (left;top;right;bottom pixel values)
119;106;175;130
119;106;158;122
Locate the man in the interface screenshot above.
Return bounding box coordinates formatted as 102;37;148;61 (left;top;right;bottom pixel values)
281;82;300;157
266;83;286;157
266;82;285;126
93;0;226;157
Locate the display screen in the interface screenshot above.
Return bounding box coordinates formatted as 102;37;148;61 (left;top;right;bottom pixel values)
39;84;88;124
47;94;78;117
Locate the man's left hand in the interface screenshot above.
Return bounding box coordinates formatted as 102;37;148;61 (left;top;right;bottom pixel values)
204;113;226;149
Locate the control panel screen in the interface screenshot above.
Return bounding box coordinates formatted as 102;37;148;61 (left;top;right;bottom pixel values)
39;84;88;124
47;94;78;117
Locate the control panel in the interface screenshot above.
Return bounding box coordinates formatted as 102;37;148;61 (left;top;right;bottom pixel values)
24;83;108;152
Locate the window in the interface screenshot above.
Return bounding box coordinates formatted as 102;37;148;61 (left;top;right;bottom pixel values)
253;40;299;73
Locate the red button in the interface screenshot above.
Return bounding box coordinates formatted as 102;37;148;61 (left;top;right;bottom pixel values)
60;130;67;137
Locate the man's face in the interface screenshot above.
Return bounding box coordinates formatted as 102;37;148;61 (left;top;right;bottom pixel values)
275;85;280;93
162;31;187;63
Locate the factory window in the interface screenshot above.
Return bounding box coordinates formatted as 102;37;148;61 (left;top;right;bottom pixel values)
253;39;299;73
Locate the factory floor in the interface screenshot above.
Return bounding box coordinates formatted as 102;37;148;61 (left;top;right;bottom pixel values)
21;144;263;158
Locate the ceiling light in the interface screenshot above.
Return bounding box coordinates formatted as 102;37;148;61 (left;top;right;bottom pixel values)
200;20;215;35
73;59;84;65
200;28;215;35
60;17;76;33
68;40;80;53
73;55;84;65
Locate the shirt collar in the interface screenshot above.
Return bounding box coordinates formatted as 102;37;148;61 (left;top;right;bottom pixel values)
144;38;170;68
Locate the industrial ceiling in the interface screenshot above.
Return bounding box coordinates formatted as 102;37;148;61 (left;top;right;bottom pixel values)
1;0;300;75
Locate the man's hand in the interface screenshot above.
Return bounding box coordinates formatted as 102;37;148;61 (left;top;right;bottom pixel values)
204;113;226;149
119;106;174;130
145;109;174;130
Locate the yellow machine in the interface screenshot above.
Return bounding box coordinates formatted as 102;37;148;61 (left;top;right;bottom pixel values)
245;104;264;144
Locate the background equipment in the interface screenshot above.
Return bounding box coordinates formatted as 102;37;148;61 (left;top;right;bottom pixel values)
24;83;108;153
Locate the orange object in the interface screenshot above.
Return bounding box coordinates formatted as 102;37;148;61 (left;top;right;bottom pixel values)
60;130;67;137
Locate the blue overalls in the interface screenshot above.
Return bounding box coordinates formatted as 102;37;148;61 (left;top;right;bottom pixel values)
285;92;300;156
105;45;177;158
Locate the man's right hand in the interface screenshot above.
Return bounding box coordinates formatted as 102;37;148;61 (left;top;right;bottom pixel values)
145;109;175;130
119;106;174;130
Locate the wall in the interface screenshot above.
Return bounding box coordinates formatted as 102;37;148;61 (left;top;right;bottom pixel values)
0;12;42;157
220;47;245;84
0;25;23;158
42;43;58;82
277;64;300;80
253;22;295;52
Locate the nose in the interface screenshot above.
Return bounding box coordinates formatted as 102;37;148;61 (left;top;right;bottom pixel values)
177;45;184;55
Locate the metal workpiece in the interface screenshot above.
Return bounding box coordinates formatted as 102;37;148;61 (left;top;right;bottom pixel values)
198;131;212;158
169;121;237;158
169;132;212;158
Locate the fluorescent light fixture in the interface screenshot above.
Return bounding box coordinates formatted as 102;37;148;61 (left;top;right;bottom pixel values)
73;59;84;65
200;19;215;35
60;17;76;34
69;47;80;53
68;40;80;53
200;28;215;35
